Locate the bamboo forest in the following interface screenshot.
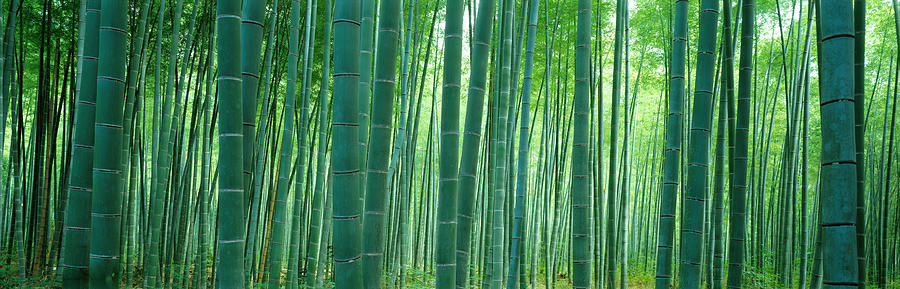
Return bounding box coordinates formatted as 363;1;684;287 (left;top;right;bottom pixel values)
1;0;900;287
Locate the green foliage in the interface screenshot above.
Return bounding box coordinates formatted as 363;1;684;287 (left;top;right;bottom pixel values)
0;253;58;288
404;267;436;288
743;264;782;289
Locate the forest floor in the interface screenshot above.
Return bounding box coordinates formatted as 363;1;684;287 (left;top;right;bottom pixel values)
7;260;900;289
0;264;658;289
511;271;654;289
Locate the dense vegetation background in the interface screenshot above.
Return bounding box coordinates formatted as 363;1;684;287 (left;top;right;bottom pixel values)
0;0;896;288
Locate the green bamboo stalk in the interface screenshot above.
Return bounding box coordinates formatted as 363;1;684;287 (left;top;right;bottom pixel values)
317;167;336;287
155;0;184;281
168;10;201;279
890;5;900;282
304;0;332;287
173;81;202;287
655;0;687;287
678;0;718;286
241;0;265;202
507;0;537;287
811;218;823;289
119;1;151;281
712;39;728;289
216;0;246;285
816;1;860;286
197;21;215;289
360;0;401;283
491;0;513;286
3;1;22;276
713;1;734;287
386;0;415;200
0;0;9;163
619;14;632;289
88;0;128;287
253;0;282;190
590;3;605;282
386;0;417;283
289;0;317;286
485;5;502;283
332;0;364;285
11;64;23;281
251;0;282;275
852;0;867;286
358;0;373;199
607;0;626;287
541;3;558;287
725;0;753;286
266;0;301;284
436;0;463;285
399;3;439;282
800;43;811;289
504;1;526;226
61;0;97;285
877;52;898;289
454;0;494;285
29;4;53;274
0;0;19;164
145;0;167;286
239;0;265;279
572;0;591;287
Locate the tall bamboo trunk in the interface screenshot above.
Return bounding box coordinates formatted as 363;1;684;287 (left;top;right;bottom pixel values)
678;0;719;287
572;0;592;287
266;0;301;284
60;0;96;286
88;0;128;287
361;0;402;284
507;0;538;287
655;0;688;287
215;0;246;286
331;0;365;286
454;0;494;286
815;0;861;285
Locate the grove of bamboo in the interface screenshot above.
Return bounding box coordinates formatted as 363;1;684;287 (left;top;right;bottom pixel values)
0;0;898;288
